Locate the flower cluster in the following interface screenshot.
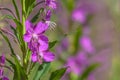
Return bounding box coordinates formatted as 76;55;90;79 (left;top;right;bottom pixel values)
0;54;9;80
23;0;57;64
24;20;55;63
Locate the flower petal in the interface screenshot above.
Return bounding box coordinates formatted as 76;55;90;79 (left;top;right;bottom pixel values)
34;21;48;34
45;10;51;21
23;32;32;42
0;54;5;65
31;53;37;62
43;51;55;62
2;76;9;80
0;69;4;78
38;35;49;51
25;20;33;31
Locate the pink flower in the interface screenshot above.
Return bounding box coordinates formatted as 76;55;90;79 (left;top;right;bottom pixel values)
45;0;57;9
80;36;95;53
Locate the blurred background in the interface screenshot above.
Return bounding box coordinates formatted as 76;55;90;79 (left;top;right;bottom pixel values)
0;0;120;80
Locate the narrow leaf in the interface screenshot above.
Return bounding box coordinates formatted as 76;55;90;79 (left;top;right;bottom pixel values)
34;62;51;80
12;0;20;20
0;31;16;56
50;67;67;80
0;15;14;20
49;41;57;49
0;7;16;18
79;63;100;80
31;8;44;23
10;25;19;42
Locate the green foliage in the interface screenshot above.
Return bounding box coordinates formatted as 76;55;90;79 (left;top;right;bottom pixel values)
111;57;120;80
78;63;100;80
73;27;82;54
31;8;44;23
28;62;51;80
12;0;20;20
1;14;14;20
6;56;28;80
49;41;58;49
25;0;36;17
10;25;19;42
61;0;75;12
35;63;50;80
0;7;16;18
0;31;16;56
49;67;67;80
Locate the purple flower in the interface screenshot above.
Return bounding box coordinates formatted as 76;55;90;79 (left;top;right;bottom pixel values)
72;9;87;24
0;54;5;66
24;20;49;51
79;36;95;53
42;51;55;62
31;50;55;63
66;52;88;75
45;10;52;21
45;0;57;9
24;20;55;63
87;74;96;80
2;76;9;80
0;54;9;80
0;69;9;80
0;69;3;79
31;52;37;62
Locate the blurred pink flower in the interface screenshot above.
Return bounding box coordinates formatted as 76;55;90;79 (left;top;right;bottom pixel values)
72;9;87;24
80;36;95;54
66;51;88;75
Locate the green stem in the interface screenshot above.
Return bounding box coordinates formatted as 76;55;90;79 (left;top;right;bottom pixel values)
22;0;26;34
21;0;27;69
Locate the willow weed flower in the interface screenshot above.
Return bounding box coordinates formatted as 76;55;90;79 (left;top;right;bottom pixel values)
79;36;95;53
24;20;55;63
0;54;5;66
72;9;87;24
0;69;9;80
66;52;88;75
45;0;57;9
0;54;9;80
31;50;55;63
24;20;49;51
2;76;9;80
0;69;3;79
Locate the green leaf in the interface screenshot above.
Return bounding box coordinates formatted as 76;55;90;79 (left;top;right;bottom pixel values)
25;0;36;16
13;19;24;42
31;8;44;23
0;31;16;56
0;15;14;20
28;63;38;80
12;0;20;20
79;63;100;80
33;62;51;80
61;0;75;12
49;41;57;49
6;58;20;80
10;25;19;42
14;56;28;80
73;27;82;54
7;56;28;80
0;7;16;18
50;67;67;80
